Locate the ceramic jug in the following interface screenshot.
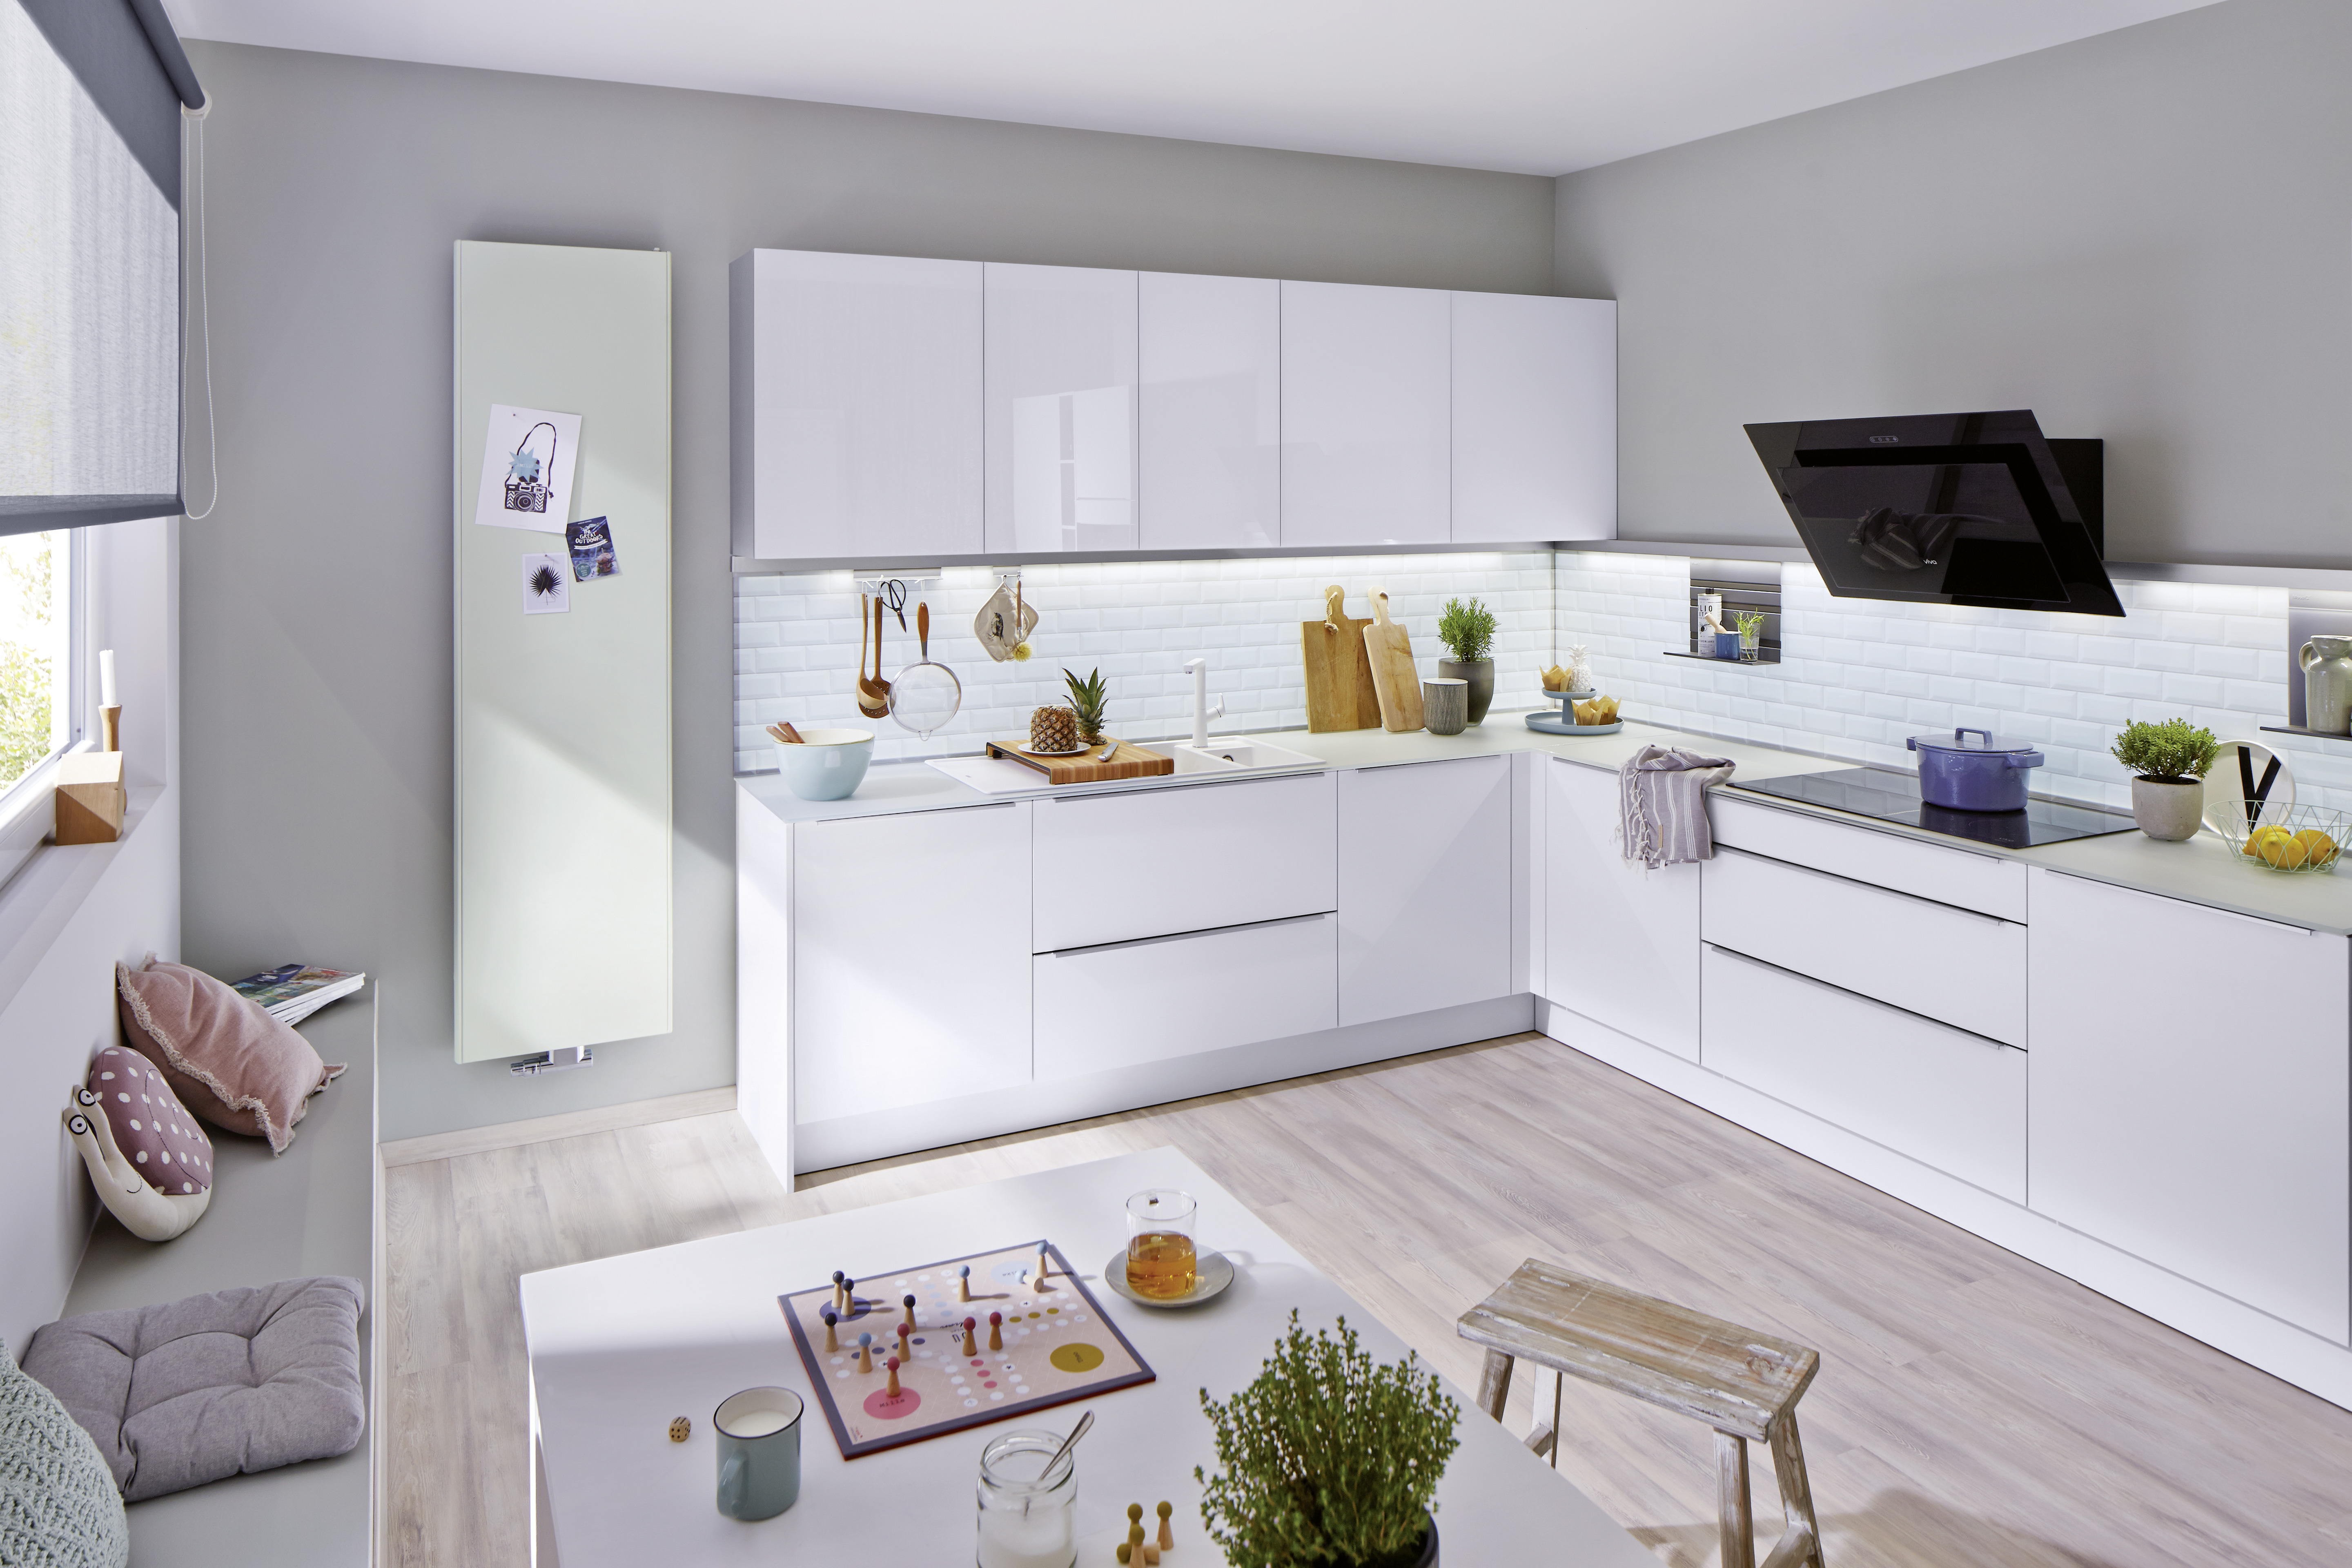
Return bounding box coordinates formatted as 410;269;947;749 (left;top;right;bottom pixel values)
2302;635;2352;734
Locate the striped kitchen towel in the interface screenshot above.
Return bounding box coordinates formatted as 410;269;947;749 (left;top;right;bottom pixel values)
1619;745;1736;868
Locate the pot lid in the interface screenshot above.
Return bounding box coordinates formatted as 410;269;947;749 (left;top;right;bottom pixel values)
1908;726;2038;757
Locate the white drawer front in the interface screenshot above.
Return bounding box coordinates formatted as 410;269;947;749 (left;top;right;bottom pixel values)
1033;771;1336;952
1709;792;2026;922
1702;944;2025;1201
1034;913;1338;1080
1703;845;2025;1045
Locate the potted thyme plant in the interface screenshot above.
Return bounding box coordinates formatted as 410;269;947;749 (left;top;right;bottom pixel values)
1196;1312;1459;1568
2111;718;2219;841
1435;598;1497;726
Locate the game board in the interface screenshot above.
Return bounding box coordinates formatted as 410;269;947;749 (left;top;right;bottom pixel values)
780;1240;1155;1459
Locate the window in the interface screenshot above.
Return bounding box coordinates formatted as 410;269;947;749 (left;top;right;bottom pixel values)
0;528;75;791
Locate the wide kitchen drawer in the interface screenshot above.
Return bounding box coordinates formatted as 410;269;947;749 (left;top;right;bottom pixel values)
1710;792;2026;921
1033;771;1336;952
1702;944;2026;1201
1034;912;1338;1080
1703;844;2026;1045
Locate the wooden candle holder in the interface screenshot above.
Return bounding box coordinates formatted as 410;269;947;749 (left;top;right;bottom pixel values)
102;704;120;753
56;751;125;845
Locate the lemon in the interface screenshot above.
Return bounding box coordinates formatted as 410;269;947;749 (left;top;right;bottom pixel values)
2277;837;2309;870
2294;828;2339;868
2246;824;2293;862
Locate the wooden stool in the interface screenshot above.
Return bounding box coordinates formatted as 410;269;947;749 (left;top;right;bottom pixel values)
1458;1259;1825;1568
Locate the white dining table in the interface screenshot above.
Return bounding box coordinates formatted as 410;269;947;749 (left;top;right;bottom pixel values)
521;1146;1655;1566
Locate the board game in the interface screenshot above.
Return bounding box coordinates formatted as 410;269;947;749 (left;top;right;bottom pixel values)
780;1240;1155;1459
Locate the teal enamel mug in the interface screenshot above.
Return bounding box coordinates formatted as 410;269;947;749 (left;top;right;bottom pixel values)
715;1387;803;1521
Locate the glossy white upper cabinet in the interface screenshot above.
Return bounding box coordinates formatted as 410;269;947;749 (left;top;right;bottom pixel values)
1139;272;1281;550
1279;281;1452;547
1451;292;1616;542
730;249;982;561
984;263;1139;554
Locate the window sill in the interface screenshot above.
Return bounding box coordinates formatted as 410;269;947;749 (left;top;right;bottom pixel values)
0;784;167;1021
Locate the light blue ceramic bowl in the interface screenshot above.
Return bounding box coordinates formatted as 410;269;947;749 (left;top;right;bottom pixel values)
774;728;873;801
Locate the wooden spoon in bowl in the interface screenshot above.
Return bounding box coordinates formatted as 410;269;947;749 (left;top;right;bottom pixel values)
856;594;891;718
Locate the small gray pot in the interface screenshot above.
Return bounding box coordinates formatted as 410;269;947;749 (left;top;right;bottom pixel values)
1423;678;1469;736
1437;659;1493;726
2131;776;2203;842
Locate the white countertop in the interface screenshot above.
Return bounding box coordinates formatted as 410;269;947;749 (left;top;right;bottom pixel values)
738;715;2352;937
522;1147;1654;1567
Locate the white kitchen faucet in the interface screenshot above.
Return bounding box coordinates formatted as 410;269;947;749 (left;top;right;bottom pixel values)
1183;657;1225;746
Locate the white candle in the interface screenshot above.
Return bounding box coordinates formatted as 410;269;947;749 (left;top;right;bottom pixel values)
99;649;116;708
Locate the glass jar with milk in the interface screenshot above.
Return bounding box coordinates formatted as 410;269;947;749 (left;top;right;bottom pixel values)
976;1429;1076;1568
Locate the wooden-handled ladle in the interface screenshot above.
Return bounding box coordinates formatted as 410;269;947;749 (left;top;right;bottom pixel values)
856;594;891;719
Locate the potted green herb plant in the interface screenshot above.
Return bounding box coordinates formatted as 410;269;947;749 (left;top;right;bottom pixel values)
2111;718;2219;841
1435;598;1497;726
1196;1312;1459;1568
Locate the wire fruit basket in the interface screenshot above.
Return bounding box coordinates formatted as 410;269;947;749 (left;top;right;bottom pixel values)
2212;803;2348;874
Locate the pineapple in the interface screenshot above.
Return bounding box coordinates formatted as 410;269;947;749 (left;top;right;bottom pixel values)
1029;705;1078;752
1063;667;1109;742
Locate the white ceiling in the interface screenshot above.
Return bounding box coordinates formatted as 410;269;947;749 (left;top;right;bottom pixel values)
162;0;2219;176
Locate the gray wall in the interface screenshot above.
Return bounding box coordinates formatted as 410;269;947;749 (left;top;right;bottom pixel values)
1555;0;2352;567
176;41;1555;1142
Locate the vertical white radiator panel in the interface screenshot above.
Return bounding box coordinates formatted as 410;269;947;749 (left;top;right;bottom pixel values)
454;241;671;1062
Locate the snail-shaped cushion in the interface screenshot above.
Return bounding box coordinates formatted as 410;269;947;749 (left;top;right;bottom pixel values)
65;1049;214;1243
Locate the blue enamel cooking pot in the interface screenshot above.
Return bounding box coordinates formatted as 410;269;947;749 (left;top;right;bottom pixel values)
1907;727;2045;812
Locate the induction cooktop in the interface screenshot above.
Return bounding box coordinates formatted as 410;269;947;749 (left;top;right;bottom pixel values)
1728;766;2138;851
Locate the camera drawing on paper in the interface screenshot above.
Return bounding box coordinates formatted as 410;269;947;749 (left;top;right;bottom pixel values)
473;403;581;533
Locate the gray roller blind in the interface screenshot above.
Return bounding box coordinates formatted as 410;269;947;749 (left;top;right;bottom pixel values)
0;0;200;537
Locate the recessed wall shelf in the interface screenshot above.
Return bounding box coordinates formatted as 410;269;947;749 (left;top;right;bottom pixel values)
1664;648;1783;667
2261;725;2352;743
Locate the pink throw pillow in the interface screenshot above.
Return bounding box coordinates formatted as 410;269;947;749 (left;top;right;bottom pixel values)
115;960;345;1153
84;1046;215;1194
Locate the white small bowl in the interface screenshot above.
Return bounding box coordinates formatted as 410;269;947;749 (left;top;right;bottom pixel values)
774;728;873;801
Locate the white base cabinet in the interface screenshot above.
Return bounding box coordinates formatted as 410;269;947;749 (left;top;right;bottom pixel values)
1702;944;2025;1201
2026;867;2351;1343
791;803;1034;1126
1338;757;1511;1025
1545;757;1700;1060
1035;913;1337;1080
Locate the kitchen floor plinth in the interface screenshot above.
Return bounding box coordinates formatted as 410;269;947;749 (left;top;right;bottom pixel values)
384;1034;2352;1568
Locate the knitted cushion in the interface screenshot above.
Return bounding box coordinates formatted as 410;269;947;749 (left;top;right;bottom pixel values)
0;1337;128;1568
22;1279;365;1503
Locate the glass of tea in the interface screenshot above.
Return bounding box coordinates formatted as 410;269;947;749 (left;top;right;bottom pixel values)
1125;1188;1198;1300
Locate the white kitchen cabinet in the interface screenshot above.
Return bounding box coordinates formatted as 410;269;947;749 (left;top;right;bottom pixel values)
793;804;1033;1126
1544;757;1700;1060
1450;292;1615;543
729;249;982;561
1338;757;1512;1026
2027;867;2350;1342
1139;271;1281;550
1033;772;1336;953
1702;846;2027;1045
1279;280;1451;546
1702;944;2026;1200
984;263;1139;553
1035;913;1337;1080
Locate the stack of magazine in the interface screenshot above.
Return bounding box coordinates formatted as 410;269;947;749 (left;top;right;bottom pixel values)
229;965;367;1026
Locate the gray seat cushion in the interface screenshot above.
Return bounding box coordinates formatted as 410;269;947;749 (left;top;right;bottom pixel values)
20;1278;365;1503
0;1336;128;1568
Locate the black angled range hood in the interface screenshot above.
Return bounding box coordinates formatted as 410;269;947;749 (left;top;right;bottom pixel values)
1744;409;2121;618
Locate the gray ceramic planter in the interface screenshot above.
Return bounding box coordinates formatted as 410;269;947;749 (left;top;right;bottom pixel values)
2131;776;2203;841
1437;659;1492;726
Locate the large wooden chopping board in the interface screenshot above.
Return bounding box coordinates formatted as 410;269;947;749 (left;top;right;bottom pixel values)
983;737;1174;786
1363;589;1423;733
1301;586;1383;733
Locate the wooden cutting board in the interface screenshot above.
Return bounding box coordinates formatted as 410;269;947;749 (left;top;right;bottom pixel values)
983;737;1174;786
1301;585;1384;733
1363;589;1424;733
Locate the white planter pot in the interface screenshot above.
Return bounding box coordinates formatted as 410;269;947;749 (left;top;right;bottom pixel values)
2131;777;2203;842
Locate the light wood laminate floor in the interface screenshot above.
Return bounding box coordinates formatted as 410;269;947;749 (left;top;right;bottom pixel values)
385;1033;2352;1566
